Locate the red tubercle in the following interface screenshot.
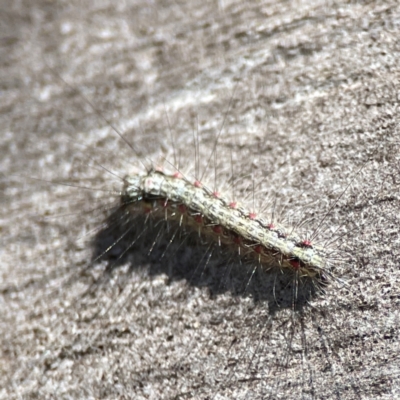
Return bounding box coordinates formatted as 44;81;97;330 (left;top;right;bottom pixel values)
267;223;275;230
229;202;237;209
289;259;301;270
232;235;242;245
249;212;257;220
194;180;202;188
301;239;313;248
173;172;183;179
142;204;153;214
194;214;203;224
212;225;223;234
212;191;220;198
178;204;187;214
254;245;263;254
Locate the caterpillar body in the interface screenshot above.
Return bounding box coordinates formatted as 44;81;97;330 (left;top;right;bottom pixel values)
121;169;330;284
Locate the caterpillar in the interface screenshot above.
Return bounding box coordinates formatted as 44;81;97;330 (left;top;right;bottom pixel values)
121;169;330;283
3;1;399;397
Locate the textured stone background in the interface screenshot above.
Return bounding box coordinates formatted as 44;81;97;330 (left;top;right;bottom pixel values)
1;1;400;399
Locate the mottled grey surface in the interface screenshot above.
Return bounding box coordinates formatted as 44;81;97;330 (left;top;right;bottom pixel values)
1;1;400;399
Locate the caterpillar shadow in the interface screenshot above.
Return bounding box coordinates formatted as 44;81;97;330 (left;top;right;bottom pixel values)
90;205;322;314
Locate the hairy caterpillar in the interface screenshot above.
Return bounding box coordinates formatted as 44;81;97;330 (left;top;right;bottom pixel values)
2;1;400;399
121;169;330;282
